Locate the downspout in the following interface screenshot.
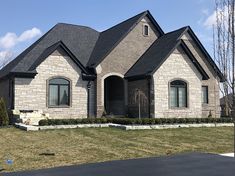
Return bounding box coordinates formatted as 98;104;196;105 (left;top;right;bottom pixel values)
87;81;91;118
11;77;15;110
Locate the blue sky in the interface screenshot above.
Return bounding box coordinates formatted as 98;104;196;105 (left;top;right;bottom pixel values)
0;0;216;66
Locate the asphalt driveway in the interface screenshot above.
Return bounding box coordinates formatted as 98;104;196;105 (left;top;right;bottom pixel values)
3;152;235;176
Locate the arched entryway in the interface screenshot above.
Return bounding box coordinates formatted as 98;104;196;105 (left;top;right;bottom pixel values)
104;76;125;116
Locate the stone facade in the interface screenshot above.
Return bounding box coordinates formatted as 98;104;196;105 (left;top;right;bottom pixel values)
0;14;222;120
14;49;90;119
153;47;203;118
182;33;221;117
95;17;159;117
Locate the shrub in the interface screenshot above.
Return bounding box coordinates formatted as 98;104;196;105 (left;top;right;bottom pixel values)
38;119;48;126
0;97;9;126
38;117;234;126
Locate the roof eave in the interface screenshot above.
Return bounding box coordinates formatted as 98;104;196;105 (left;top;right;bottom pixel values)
10;71;38;78
125;74;151;81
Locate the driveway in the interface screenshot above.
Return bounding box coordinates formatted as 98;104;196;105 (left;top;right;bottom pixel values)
3;152;235;176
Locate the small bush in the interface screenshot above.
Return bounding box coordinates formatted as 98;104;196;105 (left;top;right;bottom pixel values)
0;97;9;126
38;119;48;126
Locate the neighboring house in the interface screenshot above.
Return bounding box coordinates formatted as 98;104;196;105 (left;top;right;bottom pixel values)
0;10;224;122
220;93;233;117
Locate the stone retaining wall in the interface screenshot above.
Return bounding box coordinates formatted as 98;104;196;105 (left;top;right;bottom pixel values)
15;123;234;131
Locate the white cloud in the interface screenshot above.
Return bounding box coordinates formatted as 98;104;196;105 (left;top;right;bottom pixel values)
203;5;231;28
18;27;42;42
203;10;217;28
0;50;13;58
0;33;17;49
0;27;42;49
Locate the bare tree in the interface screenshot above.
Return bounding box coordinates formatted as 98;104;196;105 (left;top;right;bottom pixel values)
213;0;235;157
213;0;235;117
0;51;14;69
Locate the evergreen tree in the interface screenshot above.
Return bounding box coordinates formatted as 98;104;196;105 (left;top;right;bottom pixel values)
0;97;9;126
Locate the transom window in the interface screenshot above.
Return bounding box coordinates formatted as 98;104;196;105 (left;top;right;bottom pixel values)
202;86;208;104
143;24;149;36
48;78;70;107
170;80;187;108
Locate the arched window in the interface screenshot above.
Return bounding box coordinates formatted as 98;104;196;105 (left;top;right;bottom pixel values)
48;78;70;107
170;80;187;108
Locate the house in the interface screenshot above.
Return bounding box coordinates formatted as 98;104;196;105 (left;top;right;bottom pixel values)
220;93;233;117
0;10;224;123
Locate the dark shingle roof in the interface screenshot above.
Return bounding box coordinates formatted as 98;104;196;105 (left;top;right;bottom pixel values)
87;10;164;67
29;41;89;74
125;26;224;82
0;10;164;79
0;11;223;82
125;27;188;78
0;23;99;78
220;93;233;106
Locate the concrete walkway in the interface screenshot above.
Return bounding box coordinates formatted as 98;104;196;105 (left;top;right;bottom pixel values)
3;153;235;176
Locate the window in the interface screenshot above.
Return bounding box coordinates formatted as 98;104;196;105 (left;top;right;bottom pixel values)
48;78;70;107
170;80;187;108
202;86;208;104
143;24;149;36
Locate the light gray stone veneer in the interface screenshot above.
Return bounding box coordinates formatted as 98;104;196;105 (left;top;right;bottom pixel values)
153;47;203;118
14;51;90;119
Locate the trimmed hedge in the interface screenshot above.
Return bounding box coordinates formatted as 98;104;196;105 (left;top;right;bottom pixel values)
38;117;234;126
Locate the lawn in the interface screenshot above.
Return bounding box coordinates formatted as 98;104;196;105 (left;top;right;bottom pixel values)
0;127;233;172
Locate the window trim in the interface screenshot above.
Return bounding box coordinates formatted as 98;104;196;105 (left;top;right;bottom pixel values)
202;86;209;104
169;79;188;109
143;24;149;36
47;76;72;108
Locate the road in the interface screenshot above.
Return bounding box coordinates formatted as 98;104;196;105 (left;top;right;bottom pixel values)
3;152;235;176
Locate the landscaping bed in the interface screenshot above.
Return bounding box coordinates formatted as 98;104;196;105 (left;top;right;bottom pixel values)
39;117;234;126
12;117;233;131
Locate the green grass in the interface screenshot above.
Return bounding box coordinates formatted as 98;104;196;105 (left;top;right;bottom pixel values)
0;127;233;172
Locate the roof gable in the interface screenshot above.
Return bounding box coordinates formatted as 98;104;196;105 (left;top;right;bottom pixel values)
125;26;224;82
29;41;89;74
125;27;187;79
0;23;99;80
87;10;164;67
0;11;223;83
